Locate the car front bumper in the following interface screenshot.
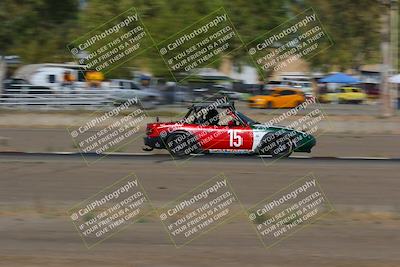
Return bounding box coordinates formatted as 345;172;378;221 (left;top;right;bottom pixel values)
249;101;266;108
294;134;316;153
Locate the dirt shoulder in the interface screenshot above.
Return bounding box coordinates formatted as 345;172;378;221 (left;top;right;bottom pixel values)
0;109;399;134
0;158;399;267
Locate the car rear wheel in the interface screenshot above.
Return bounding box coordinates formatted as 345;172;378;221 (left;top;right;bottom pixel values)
165;132;200;158
258;132;293;158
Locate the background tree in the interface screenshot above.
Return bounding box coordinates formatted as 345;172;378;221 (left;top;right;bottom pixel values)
0;0;388;77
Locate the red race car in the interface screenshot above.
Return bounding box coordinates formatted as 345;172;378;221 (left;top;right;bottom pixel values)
143;100;316;158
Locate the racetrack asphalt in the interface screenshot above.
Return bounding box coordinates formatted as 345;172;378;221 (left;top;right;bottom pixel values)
0;151;399;266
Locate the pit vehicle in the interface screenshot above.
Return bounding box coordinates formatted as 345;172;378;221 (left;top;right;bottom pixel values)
319;86;367;104
143;101;316;157
248;88;305;109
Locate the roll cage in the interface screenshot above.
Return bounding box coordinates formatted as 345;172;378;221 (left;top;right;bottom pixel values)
182;101;257;126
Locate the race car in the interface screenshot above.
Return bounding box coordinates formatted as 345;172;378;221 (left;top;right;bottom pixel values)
143;101;316;158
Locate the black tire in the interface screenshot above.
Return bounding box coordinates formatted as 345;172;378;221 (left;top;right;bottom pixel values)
257;132;293;158
165;132;200;158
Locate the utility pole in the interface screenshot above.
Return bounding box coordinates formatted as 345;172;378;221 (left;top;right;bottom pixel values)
381;0;397;117
0;56;5;94
390;0;398;111
381;0;392;117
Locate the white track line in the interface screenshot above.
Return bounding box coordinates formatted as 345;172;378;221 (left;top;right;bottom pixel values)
0;151;398;160
336;156;391;160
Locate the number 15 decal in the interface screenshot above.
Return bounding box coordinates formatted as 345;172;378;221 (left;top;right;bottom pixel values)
228;129;243;147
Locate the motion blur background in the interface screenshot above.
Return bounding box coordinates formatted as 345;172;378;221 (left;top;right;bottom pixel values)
0;1;400;267
0;0;397;110
0;0;399;149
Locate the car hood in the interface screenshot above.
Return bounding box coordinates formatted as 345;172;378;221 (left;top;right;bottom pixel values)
251;123;308;134
252;123;284;130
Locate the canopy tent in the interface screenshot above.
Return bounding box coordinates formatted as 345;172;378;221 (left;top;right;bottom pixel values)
320;72;360;84
389;74;400;83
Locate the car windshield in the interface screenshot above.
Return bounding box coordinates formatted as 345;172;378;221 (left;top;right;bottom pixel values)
236;112;259;125
259;90;272;95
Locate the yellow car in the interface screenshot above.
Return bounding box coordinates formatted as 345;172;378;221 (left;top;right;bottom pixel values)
248;88;305;109
319;87;367;104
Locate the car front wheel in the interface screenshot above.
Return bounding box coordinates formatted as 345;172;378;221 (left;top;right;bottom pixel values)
265;101;273;109
258;132;293;158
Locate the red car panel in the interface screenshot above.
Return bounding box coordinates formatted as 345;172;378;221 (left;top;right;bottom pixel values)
180;125;253;150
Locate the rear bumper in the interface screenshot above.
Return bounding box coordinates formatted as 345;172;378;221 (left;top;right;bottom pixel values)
143;136;165;149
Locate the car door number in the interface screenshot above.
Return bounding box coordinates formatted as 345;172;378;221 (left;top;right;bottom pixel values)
228;129;243;147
